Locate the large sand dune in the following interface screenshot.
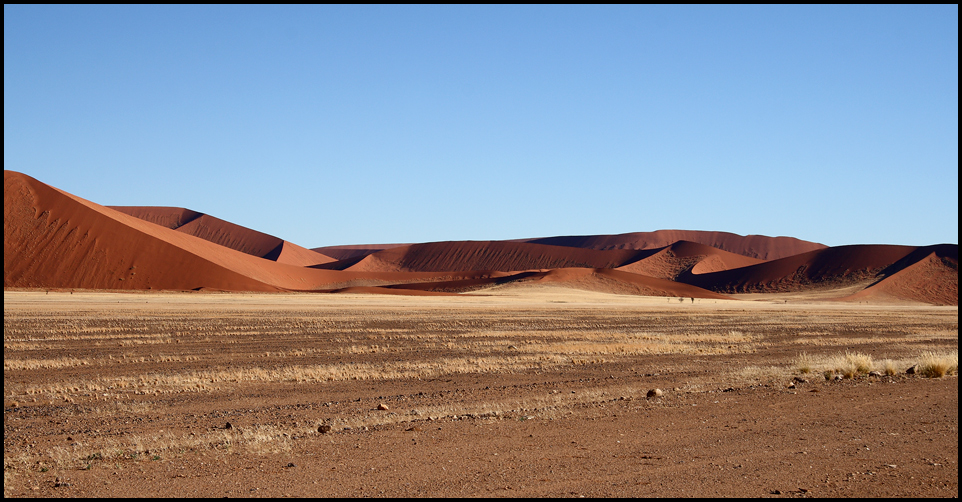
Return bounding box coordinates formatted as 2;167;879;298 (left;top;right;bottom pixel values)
4;171;956;304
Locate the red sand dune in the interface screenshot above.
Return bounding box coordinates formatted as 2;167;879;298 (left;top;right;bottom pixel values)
4;170;957;305
5;172;280;292
340;241;654;273
527;230;827;260
537;268;733;299
111;206;335;267
679;244;952;295
616;240;764;280
842;247;958;306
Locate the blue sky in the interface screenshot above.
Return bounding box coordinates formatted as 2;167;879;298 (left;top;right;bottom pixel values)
5;5;958;248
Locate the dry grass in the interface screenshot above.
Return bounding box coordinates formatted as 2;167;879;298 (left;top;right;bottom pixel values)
731;365;787;385
878;358;899;376
835;351;874;378
793;352;816;374
791;349;959;379
916;350;958;378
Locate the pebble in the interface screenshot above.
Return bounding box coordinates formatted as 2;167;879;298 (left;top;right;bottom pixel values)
377;403;389;411
647;388;663;398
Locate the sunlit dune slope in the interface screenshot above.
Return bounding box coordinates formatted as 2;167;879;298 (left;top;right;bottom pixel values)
111;206;334;267
528;230;826;260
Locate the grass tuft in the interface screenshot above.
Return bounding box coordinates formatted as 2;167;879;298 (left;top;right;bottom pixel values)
916;350;958;378
793;352;815;374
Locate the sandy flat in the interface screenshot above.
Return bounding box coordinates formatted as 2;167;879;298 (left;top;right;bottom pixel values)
4;290;956;497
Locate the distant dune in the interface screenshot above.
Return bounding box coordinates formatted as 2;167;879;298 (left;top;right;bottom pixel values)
842;247;958;305
615;240;764;280
680;244;952;296
526;230;827;260
339;241;653;273
4;170;956;305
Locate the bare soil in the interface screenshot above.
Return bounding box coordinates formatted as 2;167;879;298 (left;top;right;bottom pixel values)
4;289;957;497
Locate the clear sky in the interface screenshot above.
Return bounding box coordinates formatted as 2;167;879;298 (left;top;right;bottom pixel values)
5;5;958;248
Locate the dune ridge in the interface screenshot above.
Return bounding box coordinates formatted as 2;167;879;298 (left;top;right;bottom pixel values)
111;206;335;267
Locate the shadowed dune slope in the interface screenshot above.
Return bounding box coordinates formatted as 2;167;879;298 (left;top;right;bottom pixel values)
111;206;334;267
343;241;656;273
616;240;765;280
528;230;826;260
680;243;958;298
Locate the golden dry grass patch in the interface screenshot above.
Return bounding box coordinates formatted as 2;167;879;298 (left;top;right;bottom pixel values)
916;350;959;378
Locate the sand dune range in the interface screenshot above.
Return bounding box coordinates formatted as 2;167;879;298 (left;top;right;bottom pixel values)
3;170;956;304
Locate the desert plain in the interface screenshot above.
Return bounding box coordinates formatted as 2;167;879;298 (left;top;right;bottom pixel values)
3;288;957;498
